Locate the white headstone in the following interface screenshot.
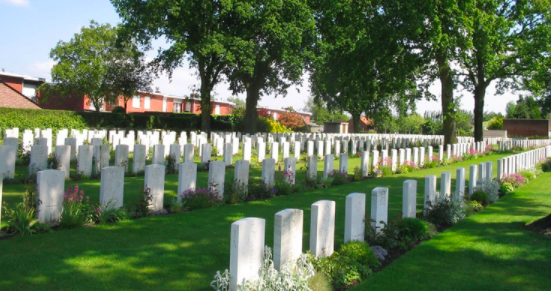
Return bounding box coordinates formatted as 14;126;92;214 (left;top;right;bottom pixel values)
230;218;265;291
370;187;388;233
133;144;147;174
261;158;276;188
178;162;197;201
99;166;125;208
344;193;366;243
424;175;437;216
208;161;226;199
402;180;417;218
36;170;65;224
274;209;303;271
29;145;48;175
0;145;16;179
454;168;466;203
144;164;166;211
310;200;336;258
55;145;71;179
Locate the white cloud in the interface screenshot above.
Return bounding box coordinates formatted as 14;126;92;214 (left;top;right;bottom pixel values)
1;0;30;7
27;60;55;80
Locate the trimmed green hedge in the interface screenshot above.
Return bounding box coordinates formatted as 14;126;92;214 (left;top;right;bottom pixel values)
0;108;234;137
0;108;88;136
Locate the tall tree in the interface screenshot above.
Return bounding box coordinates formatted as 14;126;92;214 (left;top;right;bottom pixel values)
456;0;551;141
43;21;151;112
222;0;316;133
112;0;232;134
310;0;424;133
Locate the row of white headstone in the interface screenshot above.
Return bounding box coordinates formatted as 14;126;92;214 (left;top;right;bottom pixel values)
227;145;551;291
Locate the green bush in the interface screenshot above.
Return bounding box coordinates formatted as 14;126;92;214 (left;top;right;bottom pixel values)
370;218;437;251
0;107;87;138
500;182;515;195
425;199;466;228
486;117;503;130
311;241;380;290
111;106;126;114
471;191;490;206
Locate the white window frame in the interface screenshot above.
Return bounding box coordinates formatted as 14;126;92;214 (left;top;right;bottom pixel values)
215;104;221;115
185;102;191;112
173;101;182;113
144;97;151;109
132;96;141;108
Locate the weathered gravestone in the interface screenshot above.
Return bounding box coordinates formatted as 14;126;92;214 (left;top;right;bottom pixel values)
230;218;265;291
36;170;65;224
144;164;166;211
274;209;303;271
99;166;125;208
310;200;336;258
344;193;366;243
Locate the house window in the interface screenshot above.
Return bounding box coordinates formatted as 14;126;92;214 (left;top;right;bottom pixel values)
215;104;221;115
273;112;278;120
173;101;182;113
132;96;141;108
185;102;191;112
144;97;151;109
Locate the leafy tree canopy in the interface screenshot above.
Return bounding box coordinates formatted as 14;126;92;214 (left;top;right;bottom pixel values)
42;21;152;112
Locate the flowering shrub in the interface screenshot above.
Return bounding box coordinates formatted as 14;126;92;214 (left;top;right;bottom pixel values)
500;174;527;188
397;161;418;174
424;155;440;168
518;169;540;182
211;246;314;291
59;185;93;229
277;108;308;132
181;186;222;210
425;199;467;228
450;155;463;163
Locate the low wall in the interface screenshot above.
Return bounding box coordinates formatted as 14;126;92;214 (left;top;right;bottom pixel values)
503;119;550;137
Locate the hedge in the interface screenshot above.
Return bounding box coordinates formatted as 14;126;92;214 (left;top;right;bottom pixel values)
0;108;88;137
0;108;234;138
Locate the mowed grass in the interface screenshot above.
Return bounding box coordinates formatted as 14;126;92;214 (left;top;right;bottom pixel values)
0;153;509;291
353;172;551;291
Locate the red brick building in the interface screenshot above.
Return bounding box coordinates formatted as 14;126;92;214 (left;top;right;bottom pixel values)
257;107;312;123
41;90;235;115
0;72;45;103
0;79;42;109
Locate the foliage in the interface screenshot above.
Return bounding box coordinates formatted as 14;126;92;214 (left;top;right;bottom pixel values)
93;200;128;224
277;109;308;132
181;187;222;210
470;191;490;206
126;187;153;218
165;154;177;174
303;97;349;125
505;97;543;119
310;241;380;290
500;174;527;188
486;116;504;130
221;0;316;133
425;199;467;228
168;198;187;213
224;181;249;204
369;218;437;251
1;188;45;236
500;182;515;195
42;21;152;112
396;114;426;134
518;169;539;182
59;185;93;229
424;155;440;169
467;200;484;213
265;118;293;133
211;246;314;291
396;161;418;174
352;166;362;181
327;170;348;186
111;106;126;114
0;108;88;136
473;179;500;203
248;179;276;200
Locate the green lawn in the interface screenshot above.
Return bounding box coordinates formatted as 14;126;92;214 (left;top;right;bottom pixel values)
0;152;511;291
353;172;551;291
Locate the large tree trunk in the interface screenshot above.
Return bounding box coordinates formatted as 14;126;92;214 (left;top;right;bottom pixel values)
473;85;486;142
351;112;361;133
200;81;212;136
437;55;457;146
244;86;260;134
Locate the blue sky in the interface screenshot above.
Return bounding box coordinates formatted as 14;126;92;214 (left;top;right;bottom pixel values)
0;0;520;115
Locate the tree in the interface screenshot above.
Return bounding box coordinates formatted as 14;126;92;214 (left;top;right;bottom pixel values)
227;97;245;108
456;0;551;141
310;0;424;134
43;21;152;112
222;0;316;134
112;0;233;134
303;96;349;125
506;96;543;119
